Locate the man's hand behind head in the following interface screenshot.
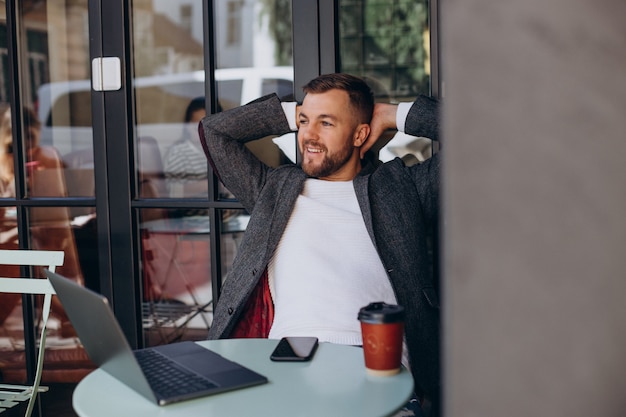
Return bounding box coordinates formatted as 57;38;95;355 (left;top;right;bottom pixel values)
361;103;398;159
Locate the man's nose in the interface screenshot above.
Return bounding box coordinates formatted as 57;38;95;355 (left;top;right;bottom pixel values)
300;123;319;139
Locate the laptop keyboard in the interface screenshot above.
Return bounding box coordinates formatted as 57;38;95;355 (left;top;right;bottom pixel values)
135;348;218;398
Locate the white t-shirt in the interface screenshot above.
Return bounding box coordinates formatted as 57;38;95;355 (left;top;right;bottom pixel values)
267;179;398;346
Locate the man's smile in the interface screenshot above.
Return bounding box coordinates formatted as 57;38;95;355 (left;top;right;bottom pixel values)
303;141;326;156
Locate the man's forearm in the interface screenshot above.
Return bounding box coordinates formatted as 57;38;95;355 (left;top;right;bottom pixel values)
198;93;293;212
201;94;292;148
404;95;439;141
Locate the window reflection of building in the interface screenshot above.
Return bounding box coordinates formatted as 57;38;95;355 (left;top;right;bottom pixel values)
0;25;50;104
227;1;243;46
180;4;193;33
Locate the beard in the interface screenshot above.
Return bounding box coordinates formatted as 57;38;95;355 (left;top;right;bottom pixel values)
300;139;355;178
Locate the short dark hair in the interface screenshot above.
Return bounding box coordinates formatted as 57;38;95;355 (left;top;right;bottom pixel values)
302;73;374;124
184;97;206;123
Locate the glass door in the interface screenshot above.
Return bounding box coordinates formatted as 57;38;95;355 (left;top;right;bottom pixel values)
1;1;98;415
127;0;295;347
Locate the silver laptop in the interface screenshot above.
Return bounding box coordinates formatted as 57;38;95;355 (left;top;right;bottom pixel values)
46;270;267;405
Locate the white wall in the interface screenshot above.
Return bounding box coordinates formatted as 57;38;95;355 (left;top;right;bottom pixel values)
442;0;626;416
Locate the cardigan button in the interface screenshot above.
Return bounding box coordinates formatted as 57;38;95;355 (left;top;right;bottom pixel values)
252;268;257;276
228;307;234;315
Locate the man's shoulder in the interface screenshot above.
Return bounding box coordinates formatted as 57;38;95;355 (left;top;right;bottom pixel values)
360;155;405;175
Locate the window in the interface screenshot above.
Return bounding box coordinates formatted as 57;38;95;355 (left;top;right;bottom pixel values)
227;1;242;46
339;0;431;101
180;4;193;34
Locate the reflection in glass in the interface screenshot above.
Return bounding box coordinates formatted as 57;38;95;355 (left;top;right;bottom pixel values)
339;0;430;101
28;206;84;281
131;1;294;346
0;0;93;269
162;97;207;199
0;3;95;391
138;207;249;346
339;0;432;164
133;1;206;201
0;106;67;198
214;0;295;182
0;205;87;339
132;1;296;200
220;208;248;278
16;0;95;199
139;209;212;346
0;0;17;344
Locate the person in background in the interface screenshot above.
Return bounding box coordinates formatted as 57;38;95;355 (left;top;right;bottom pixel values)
0;106;82;337
163;97;210;199
0;106;64;197
199;73;441;416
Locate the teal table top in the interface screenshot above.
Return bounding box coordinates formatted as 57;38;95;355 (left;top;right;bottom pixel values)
73;338;414;417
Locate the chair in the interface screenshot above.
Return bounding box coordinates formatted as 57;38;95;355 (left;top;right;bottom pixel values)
0;249;64;417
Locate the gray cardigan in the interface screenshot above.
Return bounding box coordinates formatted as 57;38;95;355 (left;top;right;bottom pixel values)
200;93;441;400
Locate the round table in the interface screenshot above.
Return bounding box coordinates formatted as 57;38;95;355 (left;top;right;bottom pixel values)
72;338;414;417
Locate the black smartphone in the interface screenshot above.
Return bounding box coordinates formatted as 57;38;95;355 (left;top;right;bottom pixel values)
270;336;319;362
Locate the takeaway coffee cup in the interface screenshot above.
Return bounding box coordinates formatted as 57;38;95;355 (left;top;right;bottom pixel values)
358;302;405;376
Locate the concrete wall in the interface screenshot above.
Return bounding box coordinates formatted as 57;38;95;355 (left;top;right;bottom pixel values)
441;1;626;416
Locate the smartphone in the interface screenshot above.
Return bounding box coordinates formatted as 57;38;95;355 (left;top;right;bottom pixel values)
270;336;319;362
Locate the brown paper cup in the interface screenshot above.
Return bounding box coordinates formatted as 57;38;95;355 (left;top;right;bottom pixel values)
358;302;405;376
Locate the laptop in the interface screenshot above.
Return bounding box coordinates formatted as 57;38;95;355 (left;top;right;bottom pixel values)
46;270;268;405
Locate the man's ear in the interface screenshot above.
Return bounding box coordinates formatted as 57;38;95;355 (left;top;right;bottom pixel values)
353;123;371;147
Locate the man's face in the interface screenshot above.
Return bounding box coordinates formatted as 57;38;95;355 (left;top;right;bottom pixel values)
298;89;365;181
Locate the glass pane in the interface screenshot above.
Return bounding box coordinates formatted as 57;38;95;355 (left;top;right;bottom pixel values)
0;15;15;338
220;208;248;279
24;1;94;198
132;1;206;200
214;0;296;174
132;0;294;345
139;209;213;346
339;0;430;100
0;2;96;397
28;206;85;281
138;207;250;346
132;1;296;202
338;0;432;163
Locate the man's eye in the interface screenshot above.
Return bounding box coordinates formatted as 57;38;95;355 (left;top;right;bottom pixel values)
299;119;308;125
322;121;333;127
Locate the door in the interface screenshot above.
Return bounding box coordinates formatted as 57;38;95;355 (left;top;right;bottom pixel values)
113;0;296;348
0;1;99;415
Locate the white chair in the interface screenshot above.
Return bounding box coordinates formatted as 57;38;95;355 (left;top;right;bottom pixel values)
0;250;64;417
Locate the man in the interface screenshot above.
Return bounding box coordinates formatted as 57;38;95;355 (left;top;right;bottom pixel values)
199;73;440;414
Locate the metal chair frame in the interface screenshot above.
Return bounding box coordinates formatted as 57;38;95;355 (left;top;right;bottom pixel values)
0;250;64;417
